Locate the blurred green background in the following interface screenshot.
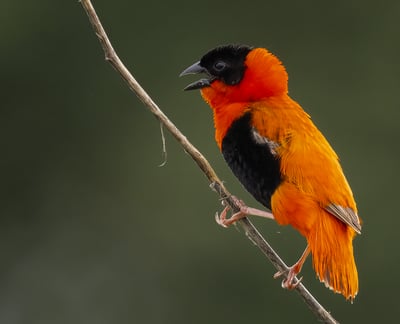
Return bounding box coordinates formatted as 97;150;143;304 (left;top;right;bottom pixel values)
1;0;399;323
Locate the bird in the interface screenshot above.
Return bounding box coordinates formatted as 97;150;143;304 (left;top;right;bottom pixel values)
180;44;361;301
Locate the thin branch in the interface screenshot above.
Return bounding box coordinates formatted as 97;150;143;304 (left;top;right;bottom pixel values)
79;1;338;323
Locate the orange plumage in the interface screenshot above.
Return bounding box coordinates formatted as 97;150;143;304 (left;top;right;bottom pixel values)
181;45;361;300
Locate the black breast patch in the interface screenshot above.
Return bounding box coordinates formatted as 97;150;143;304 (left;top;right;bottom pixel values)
221;112;282;209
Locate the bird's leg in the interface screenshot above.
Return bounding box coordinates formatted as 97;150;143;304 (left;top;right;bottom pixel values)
215;195;274;228
274;246;310;289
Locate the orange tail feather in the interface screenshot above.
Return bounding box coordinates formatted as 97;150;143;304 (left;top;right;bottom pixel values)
307;210;359;300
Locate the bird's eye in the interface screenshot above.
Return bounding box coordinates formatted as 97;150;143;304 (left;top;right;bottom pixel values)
213;61;227;72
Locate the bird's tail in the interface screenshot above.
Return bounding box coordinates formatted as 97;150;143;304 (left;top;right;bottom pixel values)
307;211;359;301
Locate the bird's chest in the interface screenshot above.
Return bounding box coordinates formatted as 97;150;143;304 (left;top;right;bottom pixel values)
220;113;282;209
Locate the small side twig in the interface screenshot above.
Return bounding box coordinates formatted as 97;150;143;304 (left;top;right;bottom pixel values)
79;1;338;323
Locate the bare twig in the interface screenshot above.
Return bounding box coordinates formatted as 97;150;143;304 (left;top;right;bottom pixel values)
79;1;339;323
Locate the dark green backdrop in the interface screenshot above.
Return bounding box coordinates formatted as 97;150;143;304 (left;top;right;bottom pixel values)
1;0;399;323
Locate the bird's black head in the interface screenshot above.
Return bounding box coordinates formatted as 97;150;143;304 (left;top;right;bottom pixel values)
180;44;253;90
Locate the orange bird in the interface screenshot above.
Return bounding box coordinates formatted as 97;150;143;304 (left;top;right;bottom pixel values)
180;45;361;300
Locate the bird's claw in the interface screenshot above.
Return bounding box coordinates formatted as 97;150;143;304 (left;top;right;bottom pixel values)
215;210;227;228
215;206;243;228
274;268;303;289
215;195;274;228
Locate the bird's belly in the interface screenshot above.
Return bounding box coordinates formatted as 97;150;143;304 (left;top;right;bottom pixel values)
221;113;282;209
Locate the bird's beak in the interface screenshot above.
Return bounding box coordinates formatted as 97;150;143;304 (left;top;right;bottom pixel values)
180;61;212;91
180;61;205;76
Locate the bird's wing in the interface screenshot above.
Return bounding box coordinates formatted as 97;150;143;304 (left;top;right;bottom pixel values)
324;204;362;234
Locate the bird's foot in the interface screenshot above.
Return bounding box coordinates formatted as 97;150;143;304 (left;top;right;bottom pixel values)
215;196;274;228
273;246;310;289
274;266;303;289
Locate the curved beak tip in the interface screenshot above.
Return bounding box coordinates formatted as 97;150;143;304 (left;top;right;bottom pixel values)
179;61;204;77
